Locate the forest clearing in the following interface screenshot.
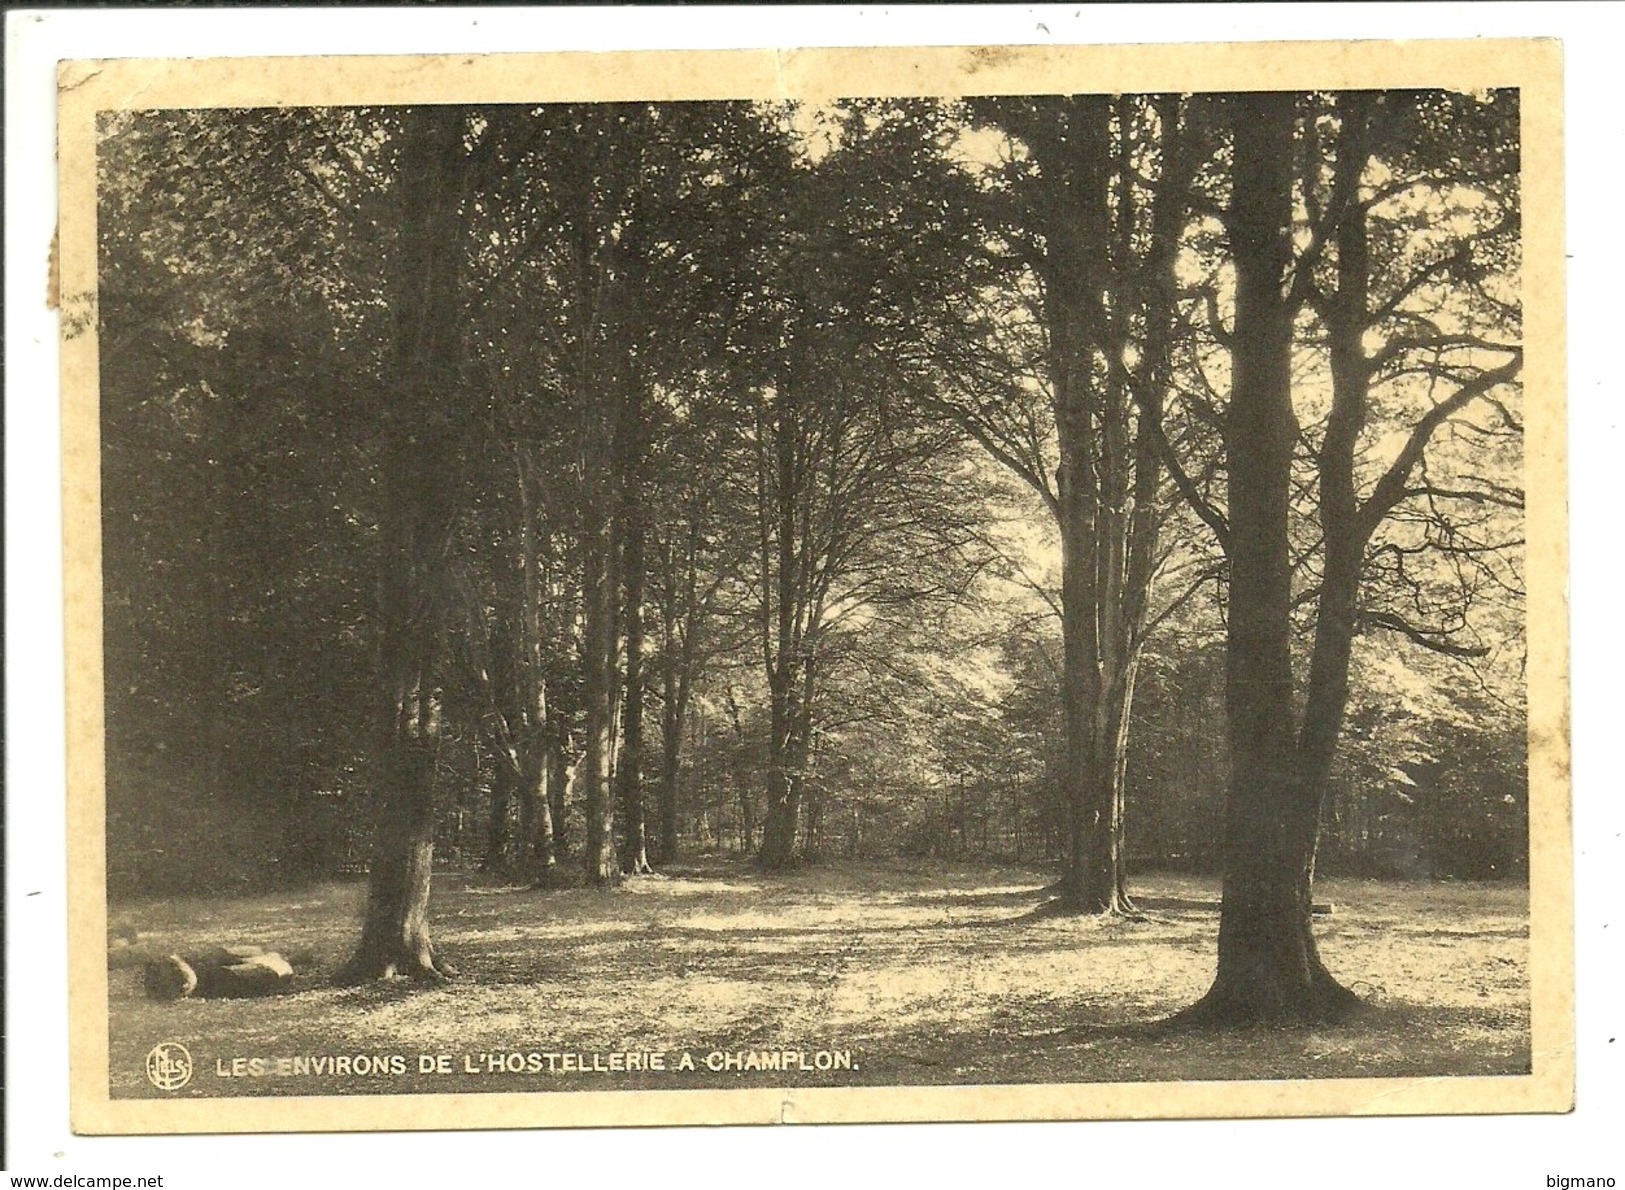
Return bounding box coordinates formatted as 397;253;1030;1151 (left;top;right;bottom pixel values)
107;858;1530;1098
79;70;1552;1127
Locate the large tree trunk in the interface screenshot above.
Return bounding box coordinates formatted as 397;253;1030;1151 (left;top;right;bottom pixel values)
339;439;460;983
759;668;801;870
1056;503;1115;911
338;702;454;984
760;651;807;870
1182;93;1357;1025
758;391;804;872
338;105;466;985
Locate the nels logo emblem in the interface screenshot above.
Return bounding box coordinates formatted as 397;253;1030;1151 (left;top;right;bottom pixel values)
145;1041;193;1091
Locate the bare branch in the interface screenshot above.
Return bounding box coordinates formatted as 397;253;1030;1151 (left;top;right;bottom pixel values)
1362;610;1490;659
1143;562;1226;637
1359;352;1523;539
1369;244;1471;327
1401;484;1524;512
1368;332;1523;378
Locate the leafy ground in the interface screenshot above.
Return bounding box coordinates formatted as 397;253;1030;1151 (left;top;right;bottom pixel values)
107;857;1530;1099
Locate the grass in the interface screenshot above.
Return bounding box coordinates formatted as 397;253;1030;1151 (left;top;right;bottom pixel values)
106;856;1530;1099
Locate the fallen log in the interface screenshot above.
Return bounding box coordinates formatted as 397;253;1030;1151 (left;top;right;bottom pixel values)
144;947;295;1000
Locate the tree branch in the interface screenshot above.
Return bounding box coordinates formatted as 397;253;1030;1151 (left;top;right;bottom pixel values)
1369;244;1471;327
1401;483;1524;511
1362;610;1490;658
1358;352;1523;539
1148;414;1230;552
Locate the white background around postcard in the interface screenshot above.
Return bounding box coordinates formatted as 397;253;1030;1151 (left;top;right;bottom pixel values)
6;4;1620;1185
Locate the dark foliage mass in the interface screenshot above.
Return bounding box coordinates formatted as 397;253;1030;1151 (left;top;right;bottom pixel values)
99;91;1524;1017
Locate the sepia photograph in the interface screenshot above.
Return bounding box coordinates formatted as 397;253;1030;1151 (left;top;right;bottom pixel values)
47;31;1572;1142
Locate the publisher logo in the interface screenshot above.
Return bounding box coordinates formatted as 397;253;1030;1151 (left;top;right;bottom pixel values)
145;1041;193;1090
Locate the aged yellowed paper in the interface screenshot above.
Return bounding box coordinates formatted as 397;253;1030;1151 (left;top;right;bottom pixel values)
60;38;1569;1134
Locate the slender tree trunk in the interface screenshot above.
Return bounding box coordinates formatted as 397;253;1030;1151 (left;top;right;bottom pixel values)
515;758;538;873
805;781;824;859
580;491;620;884
655;527;700;864
1106;655;1140;903
658;708;681;863
511;448;559;884
618;512;652;874
656;539;682;865
1182;93;1357;1024
524;711;559;885
962;96;1192;913
1299;94;1375;815
1046;96;1122;913
658;643;684;863
657;629;693;866
738;782;756;854
548;721;572;862
482;764;514;874
1105;92;1188;907
1093;113;1133;900
610;366;653;875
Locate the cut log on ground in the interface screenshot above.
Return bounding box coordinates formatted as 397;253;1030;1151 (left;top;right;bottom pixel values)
143;949;295;1000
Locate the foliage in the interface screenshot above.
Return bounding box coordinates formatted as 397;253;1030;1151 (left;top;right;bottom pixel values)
96;92;1527;915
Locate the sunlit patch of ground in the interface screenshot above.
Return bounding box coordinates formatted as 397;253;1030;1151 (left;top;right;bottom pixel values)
106;857;1530;1098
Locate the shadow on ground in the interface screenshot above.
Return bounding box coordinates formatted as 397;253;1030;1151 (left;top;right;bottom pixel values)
105;857;1532;1098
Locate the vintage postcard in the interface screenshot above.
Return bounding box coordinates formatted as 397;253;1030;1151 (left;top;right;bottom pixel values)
59;38;1570;1134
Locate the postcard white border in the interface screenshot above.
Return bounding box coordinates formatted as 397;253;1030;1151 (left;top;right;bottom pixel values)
9;4;1620;1185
